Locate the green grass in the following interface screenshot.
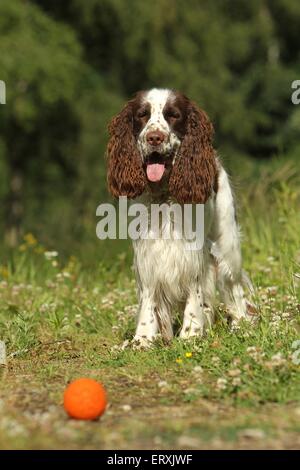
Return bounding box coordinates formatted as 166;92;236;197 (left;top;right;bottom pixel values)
0;155;299;449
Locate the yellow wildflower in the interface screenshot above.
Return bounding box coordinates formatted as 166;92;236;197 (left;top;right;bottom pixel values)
0;266;9;279
23;233;37;246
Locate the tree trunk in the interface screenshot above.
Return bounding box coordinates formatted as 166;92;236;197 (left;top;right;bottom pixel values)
5;168;24;247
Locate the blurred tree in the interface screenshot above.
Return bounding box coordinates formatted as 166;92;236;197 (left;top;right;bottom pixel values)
0;0;81;245
0;0;116;246
33;0;300;158
1;0;300;253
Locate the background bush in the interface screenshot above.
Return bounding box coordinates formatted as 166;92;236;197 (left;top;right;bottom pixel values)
0;0;300;259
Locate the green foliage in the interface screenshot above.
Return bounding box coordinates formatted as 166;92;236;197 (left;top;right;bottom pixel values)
33;0;300;155
1;0;300;250
0;0;124;248
0;0;82;238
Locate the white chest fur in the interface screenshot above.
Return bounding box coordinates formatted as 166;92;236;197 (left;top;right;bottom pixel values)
132;197;214;304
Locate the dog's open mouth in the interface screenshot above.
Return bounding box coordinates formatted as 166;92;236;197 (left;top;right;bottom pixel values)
145;152;172;183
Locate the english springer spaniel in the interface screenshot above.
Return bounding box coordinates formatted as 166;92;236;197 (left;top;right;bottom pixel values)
107;88;255;347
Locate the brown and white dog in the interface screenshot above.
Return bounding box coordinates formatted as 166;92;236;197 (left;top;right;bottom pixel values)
106;88;254;347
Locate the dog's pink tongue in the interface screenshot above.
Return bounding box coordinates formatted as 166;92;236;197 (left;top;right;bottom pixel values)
146;163;165;182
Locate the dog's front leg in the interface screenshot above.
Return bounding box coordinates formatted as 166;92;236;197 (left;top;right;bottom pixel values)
133;289;159;347
179;286;210;339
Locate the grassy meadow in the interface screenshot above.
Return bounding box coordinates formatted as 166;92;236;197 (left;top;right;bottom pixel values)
0;155;299;449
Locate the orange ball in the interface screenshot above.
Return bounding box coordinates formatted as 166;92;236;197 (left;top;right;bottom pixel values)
63;378;107;420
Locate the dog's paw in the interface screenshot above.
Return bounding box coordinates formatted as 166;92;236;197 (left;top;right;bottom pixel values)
246;301;259;318
179;325;204;340
234;302;259;325
132;335;154;350
120;339;131;350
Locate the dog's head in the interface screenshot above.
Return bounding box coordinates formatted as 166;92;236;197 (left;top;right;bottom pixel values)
107;88;217;203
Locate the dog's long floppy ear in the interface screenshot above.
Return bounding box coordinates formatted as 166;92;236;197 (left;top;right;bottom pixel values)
169;100;217;204
107;100;146;199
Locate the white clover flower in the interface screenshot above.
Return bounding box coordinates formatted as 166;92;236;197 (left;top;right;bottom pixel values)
216;378;227;390
265;352;286;368
291;350;300;365
291;340;300;365
62;271;71;278
192;365;204;374
121;404;132;412
39;303;50;313
272;314;281;321
230;320;241;331
232;377;242;387
266;286;278;294
44;251;58;260
212;356;220;363
158;380;168;388
228;368;241;377
183;388;197;394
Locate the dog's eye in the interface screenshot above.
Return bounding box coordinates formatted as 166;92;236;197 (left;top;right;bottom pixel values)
166;109;180;119
137;109;149;118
